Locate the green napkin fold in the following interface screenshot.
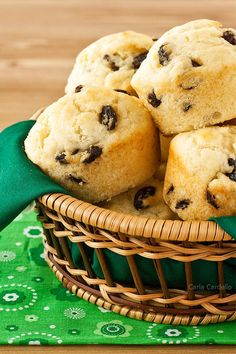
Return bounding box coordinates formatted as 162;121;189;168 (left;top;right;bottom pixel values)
210;216;236;239
0;120;236;239
0;121;67;231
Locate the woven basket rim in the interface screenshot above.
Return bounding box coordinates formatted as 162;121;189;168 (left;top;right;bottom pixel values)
38;193;232;241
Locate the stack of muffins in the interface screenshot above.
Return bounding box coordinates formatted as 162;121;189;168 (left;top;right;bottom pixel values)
25;19;236;221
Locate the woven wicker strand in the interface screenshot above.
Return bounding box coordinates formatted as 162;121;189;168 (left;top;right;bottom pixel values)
43;242;236;326
39;193;232;241
36;191;236;326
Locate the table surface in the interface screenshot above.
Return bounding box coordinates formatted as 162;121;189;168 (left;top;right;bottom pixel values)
1;345;236;353
1;0;236;352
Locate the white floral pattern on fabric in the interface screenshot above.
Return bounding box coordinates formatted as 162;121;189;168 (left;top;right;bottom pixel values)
25;315;39;322
23;226;43;239
3;293;19;302
16;266;27;272
0;289;26;306
5;325;19;332
146;324;200;344
7;332;62;345
0;251;16;262
49;325;56;329
68;329;80;335
94;320;133;338
63;307;86;320
165;329;182;337
28;340;40;345
0;284;38;312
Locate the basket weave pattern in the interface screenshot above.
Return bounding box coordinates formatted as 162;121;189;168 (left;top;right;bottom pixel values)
36;193;236;326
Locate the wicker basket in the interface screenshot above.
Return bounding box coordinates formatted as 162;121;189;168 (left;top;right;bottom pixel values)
36;192;236;326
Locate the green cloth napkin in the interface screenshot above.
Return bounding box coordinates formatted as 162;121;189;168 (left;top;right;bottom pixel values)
1;120;236;237
90;248;236;291
0;208;235;346
0;121;67;231
210;216;236;239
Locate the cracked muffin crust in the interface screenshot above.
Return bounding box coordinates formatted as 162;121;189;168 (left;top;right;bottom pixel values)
163;126;236;220
131;19;236;135
65;31;154;95
24;86;160;203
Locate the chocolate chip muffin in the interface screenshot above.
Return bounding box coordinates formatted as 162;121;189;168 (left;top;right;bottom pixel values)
163;126;236;220
100;175;178;220
65;31;154;95
131;19;236;135
24;87;160;203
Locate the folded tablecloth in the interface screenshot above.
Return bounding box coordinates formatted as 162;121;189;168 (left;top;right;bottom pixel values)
0;207;235;346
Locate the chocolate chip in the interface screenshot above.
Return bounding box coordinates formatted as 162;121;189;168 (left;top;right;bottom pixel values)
132;51;148;69
114;89;129;95
147;91;161;108
158;44;170;66
99;105;117;130
226;170;236;181
75;85;83;93
225;158;236;181
206;191;219;209
228;158;236;167
82;146;103;164
110;62;119;71
55;152;68;164
152;38;158;41
191;59;201;67
66;174;86;185
167;184;174;194
222;30;236;45
183;102;192;112
175;199;190;210
103;54;119;71
71;148;80;155
134;186;156;210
